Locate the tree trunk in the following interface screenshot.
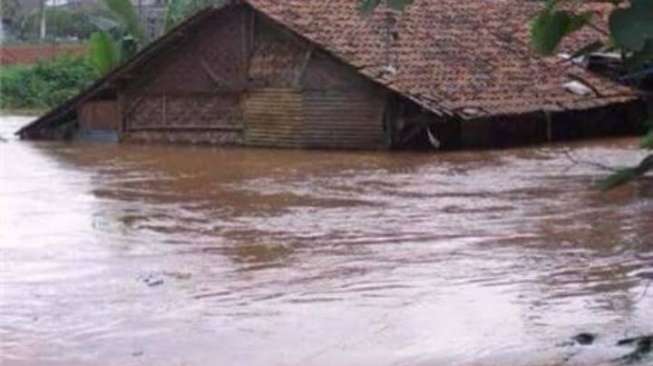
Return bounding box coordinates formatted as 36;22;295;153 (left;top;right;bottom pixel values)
39;0;47;40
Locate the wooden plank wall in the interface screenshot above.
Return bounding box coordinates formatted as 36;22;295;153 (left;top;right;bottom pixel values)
301;90;386;149
242;16;387;149
244;89;386;149
243;88;304;147
77;100;121;131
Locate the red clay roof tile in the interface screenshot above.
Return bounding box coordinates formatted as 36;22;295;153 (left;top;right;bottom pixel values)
246;0;635;118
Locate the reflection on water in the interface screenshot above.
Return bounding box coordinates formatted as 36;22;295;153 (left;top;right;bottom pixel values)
1;116;652;366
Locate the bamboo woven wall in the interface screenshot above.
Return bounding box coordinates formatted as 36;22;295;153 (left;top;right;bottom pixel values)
121;6;250;141
113;5;389;148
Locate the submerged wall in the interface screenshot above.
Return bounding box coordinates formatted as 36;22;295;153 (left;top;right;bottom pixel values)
78;100;121;131
81;5;391;149
454;101;646;149
70;3;645;151
242;18;387;149
119;6;249;145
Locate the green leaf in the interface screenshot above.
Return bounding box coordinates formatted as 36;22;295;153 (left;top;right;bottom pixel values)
386;0;414;11
119;34;139;60
359;0;382;13
531;8;593;55
103;0;145;44
599;155;653;190
609;0;653;52
641;130;653;150
88;31;120;75
359;0;413;13
165;0;188;31
626;40;653;71
641;122;653;150
568;11;593;33
599;167;639;190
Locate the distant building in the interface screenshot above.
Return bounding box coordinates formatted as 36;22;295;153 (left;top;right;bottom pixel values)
0;0;39;40
133;0;167;40
17;0;44;14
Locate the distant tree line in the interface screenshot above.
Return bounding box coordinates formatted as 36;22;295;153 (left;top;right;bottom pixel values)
0;0;226;43
0;0;227;111
87;0;225;74
1;0;99;42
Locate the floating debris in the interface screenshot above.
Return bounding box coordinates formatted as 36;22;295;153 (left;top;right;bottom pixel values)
140;271;192;287
573;333;596;346
162;271;192;280
141;274;164;287
616;335;652;364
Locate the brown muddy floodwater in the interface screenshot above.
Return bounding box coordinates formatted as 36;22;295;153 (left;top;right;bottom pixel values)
1;116;652;366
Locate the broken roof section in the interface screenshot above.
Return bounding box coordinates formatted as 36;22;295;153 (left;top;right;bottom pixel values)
248;0;635;118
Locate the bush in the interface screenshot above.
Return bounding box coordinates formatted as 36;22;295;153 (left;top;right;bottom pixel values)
0;56;96;110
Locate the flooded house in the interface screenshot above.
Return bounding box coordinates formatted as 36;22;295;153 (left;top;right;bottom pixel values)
17;0;644;150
